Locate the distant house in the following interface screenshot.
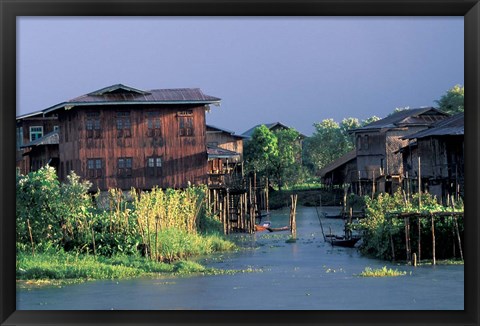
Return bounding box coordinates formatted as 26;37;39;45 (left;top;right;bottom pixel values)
400;112;464;201
206;124;246;160
350;108;449;194
241;122;306;140
206;125;246;187
17;84;221;191
318;150;357;188
16;110;59;175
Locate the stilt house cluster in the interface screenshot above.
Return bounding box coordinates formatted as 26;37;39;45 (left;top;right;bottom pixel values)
319;108;464;202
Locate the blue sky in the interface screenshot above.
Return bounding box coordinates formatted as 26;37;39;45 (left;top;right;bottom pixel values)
17;17;464;136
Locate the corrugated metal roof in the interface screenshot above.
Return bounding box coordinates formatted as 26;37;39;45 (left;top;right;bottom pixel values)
403;112;464;139
16;110;45;121
354;107;449;131
318;150;357;177
21;130;59;148
42;84;221;115
207;145;240;159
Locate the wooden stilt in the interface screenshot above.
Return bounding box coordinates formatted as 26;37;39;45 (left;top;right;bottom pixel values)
431;213;436;265
417;216;421;263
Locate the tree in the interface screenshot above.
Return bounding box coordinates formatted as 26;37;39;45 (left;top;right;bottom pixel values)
243;125;278;176
435;84;464;115
303;119;347;172
361;116;381;126
271;128;303;189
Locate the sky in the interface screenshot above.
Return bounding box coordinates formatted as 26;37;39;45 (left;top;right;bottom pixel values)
17;17;464;136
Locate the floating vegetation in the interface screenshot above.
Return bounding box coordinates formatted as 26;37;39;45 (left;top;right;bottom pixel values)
358;266;407;277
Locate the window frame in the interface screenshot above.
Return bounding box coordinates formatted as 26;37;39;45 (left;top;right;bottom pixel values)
87;158;103;178
29;126;43;142
117;157;133;178
146;156;162;177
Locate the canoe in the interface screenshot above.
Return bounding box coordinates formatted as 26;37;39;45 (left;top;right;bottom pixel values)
328;236;361;248
266;226;290;232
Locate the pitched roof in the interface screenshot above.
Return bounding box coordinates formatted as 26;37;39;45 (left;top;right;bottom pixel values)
353;107;449;132
241;122;306;139
207;145;240;159
318;150;357;177
403;112;464;139
41;84;221;115
21;130;59;148
206;124;248;139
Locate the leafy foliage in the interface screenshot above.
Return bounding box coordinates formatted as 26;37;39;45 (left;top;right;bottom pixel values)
435;84;464;114
16;167;234;263
244;125;305;189
359;190;464;261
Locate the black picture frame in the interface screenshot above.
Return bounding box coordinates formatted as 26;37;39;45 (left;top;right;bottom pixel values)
1;1;479;325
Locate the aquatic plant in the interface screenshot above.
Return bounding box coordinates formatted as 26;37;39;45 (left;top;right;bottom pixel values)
358;266;407;277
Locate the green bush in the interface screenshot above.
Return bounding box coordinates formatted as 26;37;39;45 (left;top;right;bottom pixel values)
359;189;464;261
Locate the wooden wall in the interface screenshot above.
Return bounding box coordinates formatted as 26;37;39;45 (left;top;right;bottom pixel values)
58;105;208;191
16;116;58;174
206;132;243;159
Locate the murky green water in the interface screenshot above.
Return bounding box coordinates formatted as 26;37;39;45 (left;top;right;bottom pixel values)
16;206;464;310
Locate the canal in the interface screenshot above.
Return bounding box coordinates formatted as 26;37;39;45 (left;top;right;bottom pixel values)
16;206;464;310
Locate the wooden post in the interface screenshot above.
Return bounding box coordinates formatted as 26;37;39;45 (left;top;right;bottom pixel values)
412;252;417;267
389;215;395;261
265;177;269;213
372;170;375;199
451;200;463;261
417;216;421;263
431;213;436;265
27;219;35;257
406;171;410;202
91;227;96;257
290;194;297;239
404;216;411;263
358;170;362;196
418;156;421;209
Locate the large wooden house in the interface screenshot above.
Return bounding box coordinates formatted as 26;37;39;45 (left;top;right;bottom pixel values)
400;112;464;201
18;84;221;191
350;107;449;194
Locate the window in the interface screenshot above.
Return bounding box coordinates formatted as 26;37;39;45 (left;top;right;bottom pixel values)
363;135;369;150
147;112;162;137
29;126;43;142
179;117;194;136
117;157;132;177
177;110;194;137
87;158;103;178
86;112;101;138
53;125;60;132
146;156;162;177
116;111;131;138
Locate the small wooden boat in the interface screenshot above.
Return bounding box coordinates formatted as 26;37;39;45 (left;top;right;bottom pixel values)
327;236;361;248
266;226;289;232
255;221;271;232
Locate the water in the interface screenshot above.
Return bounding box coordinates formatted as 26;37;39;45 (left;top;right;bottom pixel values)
16;206;464;310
